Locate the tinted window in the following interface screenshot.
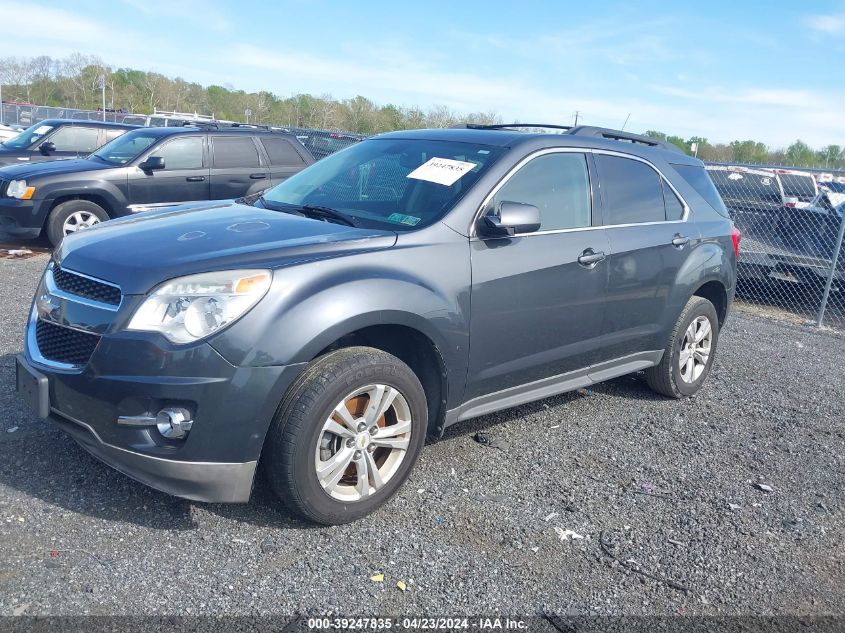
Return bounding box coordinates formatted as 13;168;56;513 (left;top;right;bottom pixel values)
47;126;99;152
212;136;261;168
707;168;780;205
492;153;591;231
679;166;731;217
155;136;204;170
597;155;664;224
261;137;306;166
662;181;685;220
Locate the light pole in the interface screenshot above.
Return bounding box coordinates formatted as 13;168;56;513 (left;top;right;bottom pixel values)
0;81;4;125
98;74;106;121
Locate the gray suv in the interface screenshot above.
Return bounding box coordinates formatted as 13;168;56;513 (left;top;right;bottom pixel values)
16;124;739;524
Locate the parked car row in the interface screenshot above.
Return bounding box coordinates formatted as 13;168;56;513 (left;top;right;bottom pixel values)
15;123;738;523
707;164;844;288
0;123;315;245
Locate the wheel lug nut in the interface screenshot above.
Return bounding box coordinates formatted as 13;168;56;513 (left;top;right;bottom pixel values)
357;422;367;432
354;450;362;460
370;426;378;435
346;439;354;448
367;445;375;453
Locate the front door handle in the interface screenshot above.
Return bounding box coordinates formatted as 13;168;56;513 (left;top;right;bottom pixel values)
577;249;606;267
186;176;206;182
672;234;690;248
250;173;267;179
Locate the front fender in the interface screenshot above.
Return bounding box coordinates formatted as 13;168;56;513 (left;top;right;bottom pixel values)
41;179;127;216
209;236;471;407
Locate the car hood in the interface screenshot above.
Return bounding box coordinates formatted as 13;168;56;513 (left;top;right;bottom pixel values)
54;201;399;294
0;157;107;179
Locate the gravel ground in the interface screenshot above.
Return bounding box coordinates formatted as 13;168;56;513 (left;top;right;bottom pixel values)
0;250;843;619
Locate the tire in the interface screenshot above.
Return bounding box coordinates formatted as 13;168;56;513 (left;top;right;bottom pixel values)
46;200;109;247
644;296;719;399
262;346;428;525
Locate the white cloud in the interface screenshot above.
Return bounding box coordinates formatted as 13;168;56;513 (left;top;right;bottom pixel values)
0;1;107;44
805;13;845;34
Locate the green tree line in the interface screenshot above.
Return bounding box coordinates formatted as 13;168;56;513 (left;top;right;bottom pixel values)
0;53;839;168
0;53;499;134
643;131;844;170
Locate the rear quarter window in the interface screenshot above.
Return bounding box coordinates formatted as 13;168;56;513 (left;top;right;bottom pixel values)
260;137;306;166
676;165;731;218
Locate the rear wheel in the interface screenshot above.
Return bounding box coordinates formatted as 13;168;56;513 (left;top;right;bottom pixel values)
46;200;109;246
262;347;427;524
645;296;719;398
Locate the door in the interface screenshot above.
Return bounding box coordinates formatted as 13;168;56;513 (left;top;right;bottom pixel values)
593;153;700;361
257;136;310;185
465;151;610;401
37;125;100;159
209;135;269;200
128;135;209;207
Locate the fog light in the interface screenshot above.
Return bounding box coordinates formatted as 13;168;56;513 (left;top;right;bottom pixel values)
156;407;193;439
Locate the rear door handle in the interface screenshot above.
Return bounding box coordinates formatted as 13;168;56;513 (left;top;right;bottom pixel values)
672;234;690;248
186;176;205;182
577;249;606;267
250;173;267;179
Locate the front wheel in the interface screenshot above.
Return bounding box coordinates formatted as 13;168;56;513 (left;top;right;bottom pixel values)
46;199;109;246
644;296;719;398
262;347;427;525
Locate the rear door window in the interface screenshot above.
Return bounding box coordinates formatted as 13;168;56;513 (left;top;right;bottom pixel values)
662;181;685;220
212;136;261;168
260;137;306;166
47;126;100;152
596;154;665;224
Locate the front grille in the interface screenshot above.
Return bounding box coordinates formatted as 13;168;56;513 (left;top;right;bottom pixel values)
35;319;101;365
53;264;121;306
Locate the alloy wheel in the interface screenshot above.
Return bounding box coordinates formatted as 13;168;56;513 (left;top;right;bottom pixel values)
678;315;712;383
314;383;412;502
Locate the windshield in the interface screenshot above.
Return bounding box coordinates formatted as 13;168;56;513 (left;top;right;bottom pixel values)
1;122;55;149
706;168;781;204
91;130;160;165
261;138;505;230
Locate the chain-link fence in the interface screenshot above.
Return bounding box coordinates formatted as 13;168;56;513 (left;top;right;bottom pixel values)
707;164;845;327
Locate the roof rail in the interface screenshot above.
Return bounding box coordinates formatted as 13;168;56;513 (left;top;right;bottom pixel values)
179;120;277;131
461;123;574;132
568;126;683;153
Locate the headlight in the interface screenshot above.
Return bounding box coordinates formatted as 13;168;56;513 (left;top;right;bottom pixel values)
7;179;35;199
127;270;272;344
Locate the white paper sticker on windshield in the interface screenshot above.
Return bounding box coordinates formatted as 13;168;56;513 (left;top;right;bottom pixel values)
407;157;476;187
34;125;52;135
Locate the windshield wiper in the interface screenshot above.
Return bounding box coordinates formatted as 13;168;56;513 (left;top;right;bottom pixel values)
297;204;358;227
257;199;357;227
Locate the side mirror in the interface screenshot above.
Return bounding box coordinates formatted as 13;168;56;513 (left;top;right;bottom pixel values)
139;156;165;172
39;141;56;156
479;201;541;237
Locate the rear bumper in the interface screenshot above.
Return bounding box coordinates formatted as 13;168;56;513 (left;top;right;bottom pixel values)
50;408;256;502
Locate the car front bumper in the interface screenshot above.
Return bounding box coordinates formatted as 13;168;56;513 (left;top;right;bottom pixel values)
0;197;47;237
18;267;305;502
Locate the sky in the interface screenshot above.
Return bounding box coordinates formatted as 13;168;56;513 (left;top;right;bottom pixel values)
1;0;843;148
